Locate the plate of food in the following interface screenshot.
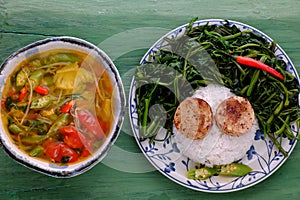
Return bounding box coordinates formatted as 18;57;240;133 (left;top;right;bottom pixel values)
129;18;300;192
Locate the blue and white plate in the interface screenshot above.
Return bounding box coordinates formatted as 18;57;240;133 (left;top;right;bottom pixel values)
128;19;299;192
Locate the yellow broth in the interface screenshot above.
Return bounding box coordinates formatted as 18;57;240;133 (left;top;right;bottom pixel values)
1;49;114;164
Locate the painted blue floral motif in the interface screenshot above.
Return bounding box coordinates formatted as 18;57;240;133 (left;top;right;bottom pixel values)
142;135;181;172
172;142;180;153
247;145;256;160
181;157;190;171
144;142;158;154
162;136;170;149
129;19;299;192
254;130;265;140
164;162;175;173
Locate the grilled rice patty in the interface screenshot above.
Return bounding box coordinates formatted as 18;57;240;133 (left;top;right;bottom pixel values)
174;98;213;140
215;96;254;136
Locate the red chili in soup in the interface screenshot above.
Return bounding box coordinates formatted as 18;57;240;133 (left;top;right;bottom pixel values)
1;49;115;164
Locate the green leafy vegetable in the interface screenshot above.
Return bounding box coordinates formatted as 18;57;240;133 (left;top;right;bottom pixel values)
135;18;300;156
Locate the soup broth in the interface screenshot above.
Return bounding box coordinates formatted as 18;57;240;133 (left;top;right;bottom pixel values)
1;49;114;164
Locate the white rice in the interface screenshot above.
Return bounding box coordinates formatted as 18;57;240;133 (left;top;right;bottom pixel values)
173;84;258;167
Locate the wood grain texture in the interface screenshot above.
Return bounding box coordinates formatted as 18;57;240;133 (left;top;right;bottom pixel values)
1;0;300;199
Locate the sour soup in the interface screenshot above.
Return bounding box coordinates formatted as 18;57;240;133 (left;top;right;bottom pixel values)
1;49;114;164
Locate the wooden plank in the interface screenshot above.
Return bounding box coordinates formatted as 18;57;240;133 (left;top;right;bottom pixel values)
1;0;300;199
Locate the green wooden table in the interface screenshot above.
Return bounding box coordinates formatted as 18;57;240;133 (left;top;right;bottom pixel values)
1;0;299;199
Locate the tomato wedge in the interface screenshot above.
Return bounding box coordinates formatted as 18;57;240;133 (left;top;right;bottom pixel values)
81;136;94;157
45;142;79;163
59;126;84;149
60;144;80;163
76;109;105;139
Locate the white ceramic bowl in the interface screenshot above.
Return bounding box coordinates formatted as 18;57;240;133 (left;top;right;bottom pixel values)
0;36;125;177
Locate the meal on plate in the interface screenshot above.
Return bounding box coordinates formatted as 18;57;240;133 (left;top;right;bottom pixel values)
134;18;299;179
173;84;258;165
1;49;114;164
173;84;256;179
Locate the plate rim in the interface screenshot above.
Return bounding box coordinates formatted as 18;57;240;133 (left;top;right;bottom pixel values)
128;19;299;193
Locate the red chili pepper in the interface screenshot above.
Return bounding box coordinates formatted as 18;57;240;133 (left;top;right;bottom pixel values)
34;85;49;95
61;100;75;113
45;142;79;163
235;56;284;80
19;87;27;101
76;109;105;139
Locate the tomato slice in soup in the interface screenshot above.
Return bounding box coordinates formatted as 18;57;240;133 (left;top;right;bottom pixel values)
45;142;79;163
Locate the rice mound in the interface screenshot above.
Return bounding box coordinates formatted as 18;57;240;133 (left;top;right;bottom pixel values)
173;84;258;167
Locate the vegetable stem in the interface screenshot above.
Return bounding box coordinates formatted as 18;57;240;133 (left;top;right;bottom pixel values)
223;30;252;40
247;70;260;96
141;98;150;136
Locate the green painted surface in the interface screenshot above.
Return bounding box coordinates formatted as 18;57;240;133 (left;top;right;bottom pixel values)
0;0;299;199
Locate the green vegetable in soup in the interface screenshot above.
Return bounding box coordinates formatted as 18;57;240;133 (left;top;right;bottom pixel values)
45;113;70;138
22;135;46;144
29;69;46;88
51;53;81;63
30;95;53;109
16;68;30;87
8;124;23;134
1;49;115;164
29;146;44;157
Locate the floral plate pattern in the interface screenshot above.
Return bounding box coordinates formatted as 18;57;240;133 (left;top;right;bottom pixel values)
128;19;299;193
